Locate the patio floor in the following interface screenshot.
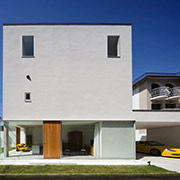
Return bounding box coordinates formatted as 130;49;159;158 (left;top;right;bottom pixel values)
8;149;43;159
0;150;147;165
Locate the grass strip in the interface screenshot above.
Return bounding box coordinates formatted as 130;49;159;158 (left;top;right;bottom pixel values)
0;165;178;177
0;147;16;153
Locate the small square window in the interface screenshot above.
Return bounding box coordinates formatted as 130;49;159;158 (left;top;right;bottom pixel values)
25;92;31;102
22;36;34;57
107;36;120;58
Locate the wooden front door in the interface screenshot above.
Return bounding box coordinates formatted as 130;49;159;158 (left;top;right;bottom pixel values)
16;127;20;151
44;121;61;159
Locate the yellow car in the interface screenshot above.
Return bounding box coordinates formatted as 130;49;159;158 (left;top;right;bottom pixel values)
16;144;30;152
136;141;180;157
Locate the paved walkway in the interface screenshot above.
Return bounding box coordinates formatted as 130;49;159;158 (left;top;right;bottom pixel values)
0;158;146;166
137;152;180;173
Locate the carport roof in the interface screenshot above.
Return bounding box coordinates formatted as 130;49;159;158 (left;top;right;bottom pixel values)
134;110;180;129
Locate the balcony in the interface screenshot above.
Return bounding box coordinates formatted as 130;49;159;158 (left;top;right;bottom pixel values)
151;86;180;101
150;86;169;101
167;87;180;100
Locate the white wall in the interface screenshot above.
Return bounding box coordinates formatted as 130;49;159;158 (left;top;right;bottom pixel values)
134;111;180;123
3;24;133;121
133;87;139;109
136;129;146;141
101;121;135;158
20;128;26;144
147;126;180;147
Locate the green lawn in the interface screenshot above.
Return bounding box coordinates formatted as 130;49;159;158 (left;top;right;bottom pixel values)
0;165;178;177
0;147;16;153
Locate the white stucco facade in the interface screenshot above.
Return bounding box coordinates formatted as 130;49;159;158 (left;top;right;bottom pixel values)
3;24;133;121
132;87;139;109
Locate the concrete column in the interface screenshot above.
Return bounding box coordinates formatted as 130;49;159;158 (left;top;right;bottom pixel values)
162;101;165;109
20;128;26;144
94;123;100;158
4;122;9;157
176;101;179;109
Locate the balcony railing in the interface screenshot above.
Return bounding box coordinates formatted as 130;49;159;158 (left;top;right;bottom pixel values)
151;86;180;100
151;86;170;98
169;87;180;97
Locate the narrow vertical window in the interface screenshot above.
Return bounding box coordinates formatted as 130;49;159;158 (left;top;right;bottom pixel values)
22;36;34;57
107;36;120;58
25;92;31;102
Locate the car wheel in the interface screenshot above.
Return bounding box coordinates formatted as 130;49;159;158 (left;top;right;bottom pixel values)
150;149;161;156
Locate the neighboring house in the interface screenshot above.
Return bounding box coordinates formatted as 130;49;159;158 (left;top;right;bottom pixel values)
133;72;180;147
2;23;135;159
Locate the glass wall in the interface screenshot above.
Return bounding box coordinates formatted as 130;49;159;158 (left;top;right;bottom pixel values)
0;121;4;158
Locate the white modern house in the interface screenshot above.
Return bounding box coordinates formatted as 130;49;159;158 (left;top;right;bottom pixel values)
2;23;135;159
3;23;180;161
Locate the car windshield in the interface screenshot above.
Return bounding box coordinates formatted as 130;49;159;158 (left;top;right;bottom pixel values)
146;141;164;146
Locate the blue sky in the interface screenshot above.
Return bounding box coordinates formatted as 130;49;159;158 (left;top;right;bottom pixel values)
0;0;180;116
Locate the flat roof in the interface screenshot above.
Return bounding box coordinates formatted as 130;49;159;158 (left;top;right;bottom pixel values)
3;23;132;26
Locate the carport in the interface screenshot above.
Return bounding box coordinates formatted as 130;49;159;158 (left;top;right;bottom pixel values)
134;110;180;173
134;110;180;147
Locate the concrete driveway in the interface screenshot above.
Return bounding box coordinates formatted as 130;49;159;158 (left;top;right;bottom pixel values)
137;152;180;173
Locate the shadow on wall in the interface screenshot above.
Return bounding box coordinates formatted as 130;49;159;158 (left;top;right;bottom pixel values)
140;136;146;141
